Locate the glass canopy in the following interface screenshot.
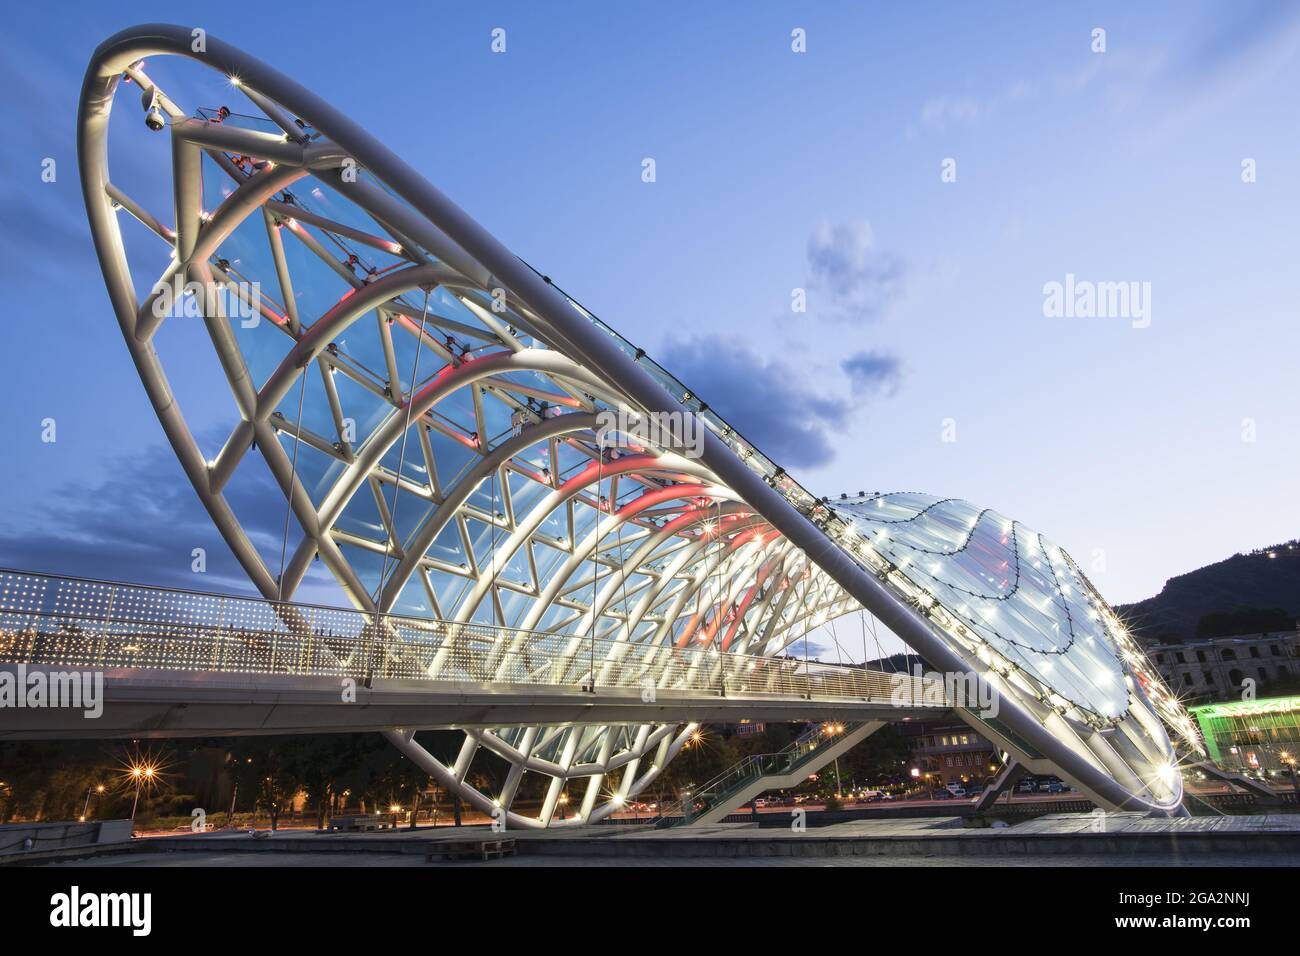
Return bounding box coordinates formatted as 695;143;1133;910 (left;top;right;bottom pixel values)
833;493;1130;721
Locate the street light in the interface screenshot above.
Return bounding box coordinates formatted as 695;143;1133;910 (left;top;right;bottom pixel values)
1282;752;1299;800
80;783;106;822
128;763;156;824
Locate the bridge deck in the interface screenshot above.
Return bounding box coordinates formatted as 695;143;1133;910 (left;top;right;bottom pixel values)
0;667;945;738
0;570;950;738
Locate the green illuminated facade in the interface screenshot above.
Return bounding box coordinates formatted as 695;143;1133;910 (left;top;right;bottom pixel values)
1190;696;1300;775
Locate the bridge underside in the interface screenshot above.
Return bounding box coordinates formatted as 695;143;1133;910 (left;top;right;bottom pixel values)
0;669;944;740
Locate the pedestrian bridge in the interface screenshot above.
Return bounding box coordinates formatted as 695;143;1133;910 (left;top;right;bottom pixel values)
0;570;950;739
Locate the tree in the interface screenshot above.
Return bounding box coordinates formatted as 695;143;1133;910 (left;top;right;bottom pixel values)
229;739;302;830
287;736;358;829
653;727;739;804
1195;607;1294;639
835;724;914;785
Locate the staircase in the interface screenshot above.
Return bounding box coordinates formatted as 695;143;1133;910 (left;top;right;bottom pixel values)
653;720;883;827
1190;760;1287;805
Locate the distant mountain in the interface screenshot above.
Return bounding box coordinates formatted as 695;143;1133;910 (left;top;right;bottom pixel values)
1115;540;1300;644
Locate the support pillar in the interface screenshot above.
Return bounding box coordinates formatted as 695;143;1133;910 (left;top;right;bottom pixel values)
974;759;1027;812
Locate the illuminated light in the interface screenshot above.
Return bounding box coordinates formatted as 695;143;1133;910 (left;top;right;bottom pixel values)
75;33;1196;823
229;75;242;87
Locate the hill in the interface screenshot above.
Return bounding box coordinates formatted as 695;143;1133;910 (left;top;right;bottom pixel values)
1115;540;1300;644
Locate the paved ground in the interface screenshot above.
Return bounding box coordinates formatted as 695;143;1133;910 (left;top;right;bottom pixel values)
26;811;1300;867
52;850;1296;867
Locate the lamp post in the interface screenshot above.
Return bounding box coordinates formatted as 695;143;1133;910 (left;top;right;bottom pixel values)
129;764;155;824
81;783;105;822
823;722;844;800
1282;752;1299;801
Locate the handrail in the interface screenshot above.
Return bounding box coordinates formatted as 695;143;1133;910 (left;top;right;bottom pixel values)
0;570;952;707
650;722;856;826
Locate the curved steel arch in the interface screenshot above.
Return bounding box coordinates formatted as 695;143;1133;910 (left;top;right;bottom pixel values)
79;24;1199;824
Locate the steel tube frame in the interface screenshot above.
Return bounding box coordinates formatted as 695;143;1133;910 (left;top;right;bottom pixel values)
76;24;1187;820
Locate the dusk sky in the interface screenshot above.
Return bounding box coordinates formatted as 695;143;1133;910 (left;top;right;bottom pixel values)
1;0;1297;625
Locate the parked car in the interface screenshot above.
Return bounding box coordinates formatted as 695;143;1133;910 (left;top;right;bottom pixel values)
946;785;968;798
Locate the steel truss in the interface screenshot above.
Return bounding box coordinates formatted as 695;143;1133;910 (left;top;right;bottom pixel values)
78;24;1197;825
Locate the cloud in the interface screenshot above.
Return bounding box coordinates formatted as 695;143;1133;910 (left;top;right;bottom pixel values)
0;434;332;599
805;220;905;324
841;351;902;397
784;636;829;660
907;81;1033;137
658;335;850;469
1154;0;1300;97
917;94;982;130
0;36;95;282
0;30;170;287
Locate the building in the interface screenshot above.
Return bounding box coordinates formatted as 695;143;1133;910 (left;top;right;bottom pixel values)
1189;695;1300;777
1148;628;1299;703
901;721;998;788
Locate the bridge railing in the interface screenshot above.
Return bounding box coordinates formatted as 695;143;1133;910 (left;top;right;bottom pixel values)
0;569;947;706
650;721;857;826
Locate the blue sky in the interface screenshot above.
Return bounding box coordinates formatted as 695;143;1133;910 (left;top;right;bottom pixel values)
0;1;1297;612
